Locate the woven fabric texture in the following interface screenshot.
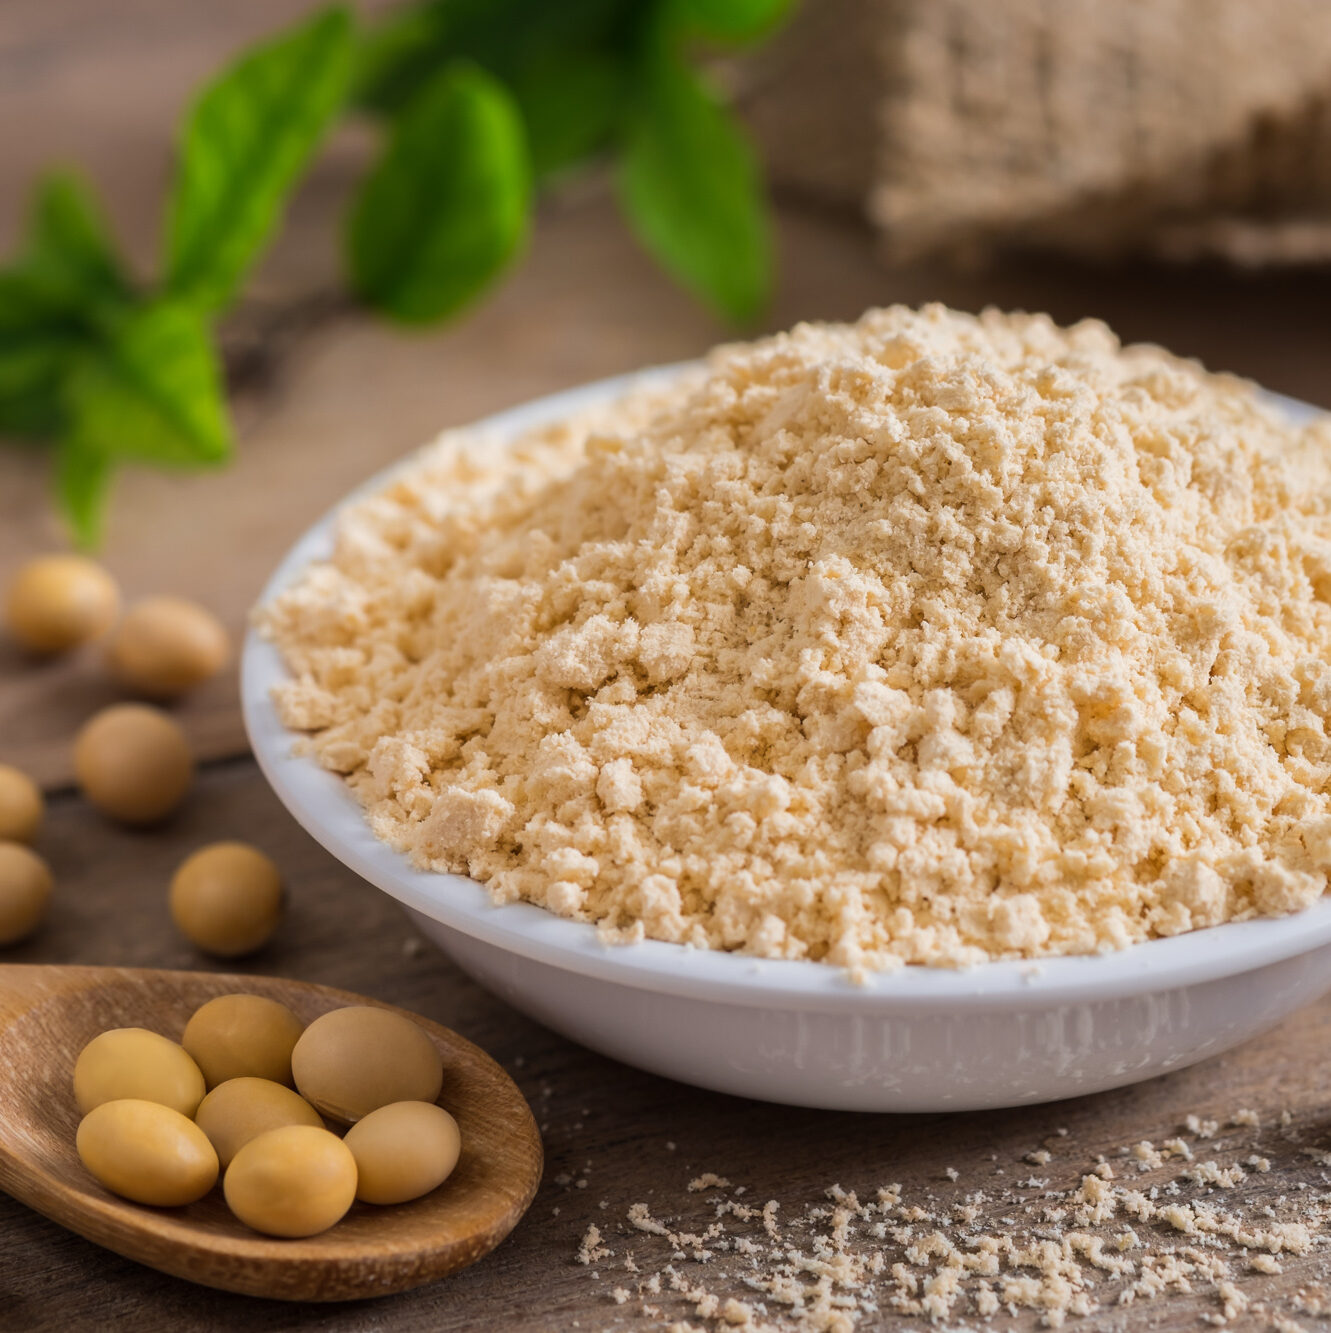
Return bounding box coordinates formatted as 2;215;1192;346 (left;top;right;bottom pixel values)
743;0;1331;265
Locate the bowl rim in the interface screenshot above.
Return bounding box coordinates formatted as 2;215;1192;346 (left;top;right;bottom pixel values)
241;367;1331;1014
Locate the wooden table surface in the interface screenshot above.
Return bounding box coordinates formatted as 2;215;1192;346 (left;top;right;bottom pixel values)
6;4;1331;1330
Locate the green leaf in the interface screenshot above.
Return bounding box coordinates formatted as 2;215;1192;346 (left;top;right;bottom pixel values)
510;50;627;178
347;63;531;324
55;432;114;548
0;174;130;359
25;172;128;308
355;0;634;119
353;0;469;117
0;338;75;438
0;275;73;436
0;270;65;331
0;194;125;441
617;52;772;322
671;0;797;43
166;5;354;311
63;301;231;468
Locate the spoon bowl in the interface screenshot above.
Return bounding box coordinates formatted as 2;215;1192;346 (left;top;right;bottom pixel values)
0;964;542;1301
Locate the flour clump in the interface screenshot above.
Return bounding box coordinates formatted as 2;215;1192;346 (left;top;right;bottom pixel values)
259;305;1331;970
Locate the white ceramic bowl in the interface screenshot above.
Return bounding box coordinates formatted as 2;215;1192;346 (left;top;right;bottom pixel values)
242;371;1331;1112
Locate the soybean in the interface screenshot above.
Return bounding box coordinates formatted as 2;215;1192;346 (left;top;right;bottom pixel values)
5;555;119;655
182;993;304;1088
73;1027;206;1118
169;844;283;957
291;1006;443;1124
194;1078;324;1169
344;1101;461;1205
108;596;229;698
224;1125;358;1237
0;765;42;844
0;843;52;945
77;1099;218;1206
74;704;193;825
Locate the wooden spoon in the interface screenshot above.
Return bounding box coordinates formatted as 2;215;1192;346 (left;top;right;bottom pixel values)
0;964;543;1301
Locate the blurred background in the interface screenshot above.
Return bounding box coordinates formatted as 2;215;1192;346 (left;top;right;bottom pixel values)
3;0;1331;779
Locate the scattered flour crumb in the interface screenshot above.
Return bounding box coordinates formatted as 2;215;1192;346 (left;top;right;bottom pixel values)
1131;1142;1164;1171
1216;1280;1248;1321
577;1224;612;1266
571;1114;1322;1331
688;1175;732;1193
1183;1161;1248;1189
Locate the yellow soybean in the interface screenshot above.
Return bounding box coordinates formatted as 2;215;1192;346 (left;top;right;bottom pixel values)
0;766;43;844
291;1006;443;1125
74;705;193;826
73;1027;206;1118
182;993;304;1088
0;842;52;945
77;1099;218;1206
195;1078;324;1168
169;843;282;957
108;596;230;698
224;1125;357;1237
5;555;119;655
344;1101;461;1205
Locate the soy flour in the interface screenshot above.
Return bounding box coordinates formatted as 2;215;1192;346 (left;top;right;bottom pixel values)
257;305;1331;971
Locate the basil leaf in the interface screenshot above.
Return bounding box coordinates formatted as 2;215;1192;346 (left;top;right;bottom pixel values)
0;182;123;440
25;172;128;309
356;0;632;118
347;63;531;324
0;273;79;434
0;270;64;330
55;432;114;548
0;174;129;376
617;52;772;323
0;337;75;438
671;0;796;43
354;0;480;117
166;5;354;311
64;301;231;468
511;50;627;178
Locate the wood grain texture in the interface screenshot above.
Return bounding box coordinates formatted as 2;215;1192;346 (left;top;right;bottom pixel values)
0;965;542;1301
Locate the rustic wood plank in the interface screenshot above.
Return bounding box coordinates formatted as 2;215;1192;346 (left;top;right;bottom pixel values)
3;762;1331;1329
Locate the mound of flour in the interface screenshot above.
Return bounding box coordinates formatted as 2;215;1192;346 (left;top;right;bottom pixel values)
259;305;1331;970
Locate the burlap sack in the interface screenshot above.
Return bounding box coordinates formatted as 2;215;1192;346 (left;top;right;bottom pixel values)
742;0;1331;265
